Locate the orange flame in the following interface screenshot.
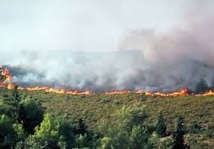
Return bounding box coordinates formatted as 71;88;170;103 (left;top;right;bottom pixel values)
17;86;92;95
105;88;189;97
0;66;14;89
0;66;214;97
4;75;12;83
196;90;214;97
7;83;15;90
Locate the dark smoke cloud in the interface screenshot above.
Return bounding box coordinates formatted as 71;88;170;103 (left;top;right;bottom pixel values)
5;1;214;92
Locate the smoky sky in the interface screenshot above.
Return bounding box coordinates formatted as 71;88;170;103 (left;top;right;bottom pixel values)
1;0;214;92
0;0;189;54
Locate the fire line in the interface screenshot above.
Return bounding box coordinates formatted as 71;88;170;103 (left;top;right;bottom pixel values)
0;66;214;97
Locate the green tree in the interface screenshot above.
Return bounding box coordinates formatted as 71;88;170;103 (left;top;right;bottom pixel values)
35;113;60;140
76;118;87;135
172;116;188;149
99;105;153;149
75;134;88;148
59;121;75;149
156;112;167;137
0;114;16;148
12;85;20;106
2;85;21;120
18;96;44;134
13;123;25;143
19;113;95;149
22;113;62;149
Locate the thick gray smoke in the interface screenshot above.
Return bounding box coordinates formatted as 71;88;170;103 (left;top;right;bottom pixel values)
118;3;214;92
5;2;214;92
9;50;146;92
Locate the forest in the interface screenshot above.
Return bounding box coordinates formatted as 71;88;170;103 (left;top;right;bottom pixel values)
0;86;214;149
1;0;214;148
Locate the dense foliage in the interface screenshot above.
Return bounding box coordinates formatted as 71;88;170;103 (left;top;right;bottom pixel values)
0;87;214;148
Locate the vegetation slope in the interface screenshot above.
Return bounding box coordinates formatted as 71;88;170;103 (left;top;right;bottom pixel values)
0;87;213;148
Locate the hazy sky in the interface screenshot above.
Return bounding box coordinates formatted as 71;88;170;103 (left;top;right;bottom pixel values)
0;0;196;53
1;0;214;92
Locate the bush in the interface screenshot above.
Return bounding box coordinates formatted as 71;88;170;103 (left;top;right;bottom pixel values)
0;114;16;148
189;123;202;134
98;105;153;149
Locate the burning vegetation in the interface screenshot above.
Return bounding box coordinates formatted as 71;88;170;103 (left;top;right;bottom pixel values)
0;66;15;89
1;65;214;97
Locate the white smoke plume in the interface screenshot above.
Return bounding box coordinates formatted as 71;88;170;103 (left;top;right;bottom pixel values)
8;50;145;92
118;2;214;91
3;1;214;92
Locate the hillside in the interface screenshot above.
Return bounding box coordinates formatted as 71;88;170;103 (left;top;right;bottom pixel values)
0;88;213;148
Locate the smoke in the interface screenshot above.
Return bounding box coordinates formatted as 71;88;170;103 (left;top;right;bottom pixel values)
118;1;214;91
3;1;214;92
8;50;146;92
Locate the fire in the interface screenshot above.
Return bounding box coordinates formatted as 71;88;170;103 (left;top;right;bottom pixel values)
0;66;214;97
0;66;14;89
105;88;189;97
4;75;12;83
196;90;214;96
105;90;131;95
18;86;92;95
7;83;15;90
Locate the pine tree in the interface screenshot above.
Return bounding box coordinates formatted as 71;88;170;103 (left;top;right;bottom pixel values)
19;96;44;134
3;85;21;121
12;85;20;105
156;112;167;137
77;118;87;135
172;116;188;149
